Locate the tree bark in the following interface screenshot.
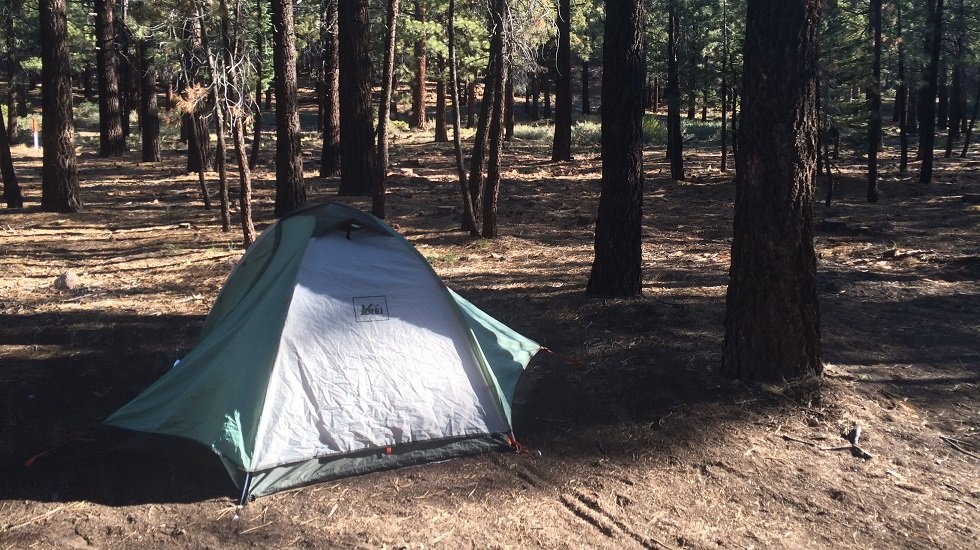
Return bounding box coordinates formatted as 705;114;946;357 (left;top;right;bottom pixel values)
248;0;264;170
320;0;341;177
897;1;909;173
0;105;22;208
271;0;306;216
410;0;428;130
140;39;160;162
338;0;376;196
867;0;881;202
586;0;644;297
581;59;591;115
39;0;80;213
435;77;449;142
504;72;514;141
551;0;572;162
480;0;508;239
447;0;478;233
918;0;944;184
960;79;979;157
723;0;822;381
221;0;256;247
95;0;125;156
666;2;684;180
374;0;399;219
5;0;21;145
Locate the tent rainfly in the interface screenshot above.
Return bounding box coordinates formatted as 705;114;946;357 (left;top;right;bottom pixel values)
106;203;540;501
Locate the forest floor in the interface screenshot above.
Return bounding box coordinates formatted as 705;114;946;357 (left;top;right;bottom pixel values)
1;116;979;549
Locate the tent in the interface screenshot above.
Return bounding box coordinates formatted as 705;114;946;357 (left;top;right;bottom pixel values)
106;202;540;500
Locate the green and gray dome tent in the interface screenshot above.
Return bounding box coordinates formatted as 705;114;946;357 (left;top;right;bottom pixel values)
106;202;540;500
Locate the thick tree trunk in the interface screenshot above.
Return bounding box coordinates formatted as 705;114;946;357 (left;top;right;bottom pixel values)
140;39;160;162
39;0;80;213
466;64;495;232
586;0;644;297
551;0;572;162
723;0;821;381
666;2;683;180
320;0;341;177
95;0;125;156
271;0;306;216
0;107;22;208
919;0;944;184
373;0;399;219
435;78;449;142
338;0;376;196
410;0;428;130
867;0;881;203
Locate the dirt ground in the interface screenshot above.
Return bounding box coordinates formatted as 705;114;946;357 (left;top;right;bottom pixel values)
1;120;979;549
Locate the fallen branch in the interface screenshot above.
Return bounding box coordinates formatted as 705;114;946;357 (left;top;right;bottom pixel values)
940;436;980;461
239;521;274;535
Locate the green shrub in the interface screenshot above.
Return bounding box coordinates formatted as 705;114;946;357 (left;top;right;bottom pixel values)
512;124;552;141
571;120;601;146
642;115;668;145
682;119;721;142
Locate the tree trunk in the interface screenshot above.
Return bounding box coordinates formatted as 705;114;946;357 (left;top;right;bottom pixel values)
320;0;341;177
447;0;478;233
466;80;477;128
542;71;551;119
0;106;22;208
937;64;949;130
530;70;540;120
551;0;572;162
586;0;643;297
723;0;822;382
504;71;514;141
373;0;399;219
338;0;376;196
140;39;160;162
666;2;683;180
220;0;256;247
435;77;449;142
248;0;264;170
466;62;495;232
271;0;306;216
960;79;979;157
867;0;881;203
95;0;125;156
480;0;508;239
5;0;21;145
897;1;909;173
919;0;944;184
944;0;965;158
39;0;80;213
581;59;591;115
410;0;427;130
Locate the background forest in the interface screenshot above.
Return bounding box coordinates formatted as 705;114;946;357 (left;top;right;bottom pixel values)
1;0;979;548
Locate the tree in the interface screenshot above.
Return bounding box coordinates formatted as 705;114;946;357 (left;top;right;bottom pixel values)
140;38;160;162
0;107;21;208
551;0;572;162
95;0;125;156
666;1;683;181
918;0;944;184
586;0;644;297
867;0;881;202
39;0;80;213
319;0;340;177
447;0;478;232
479;0;508;238
271;0;306;216
248;0;264;170
374;0;399;218
338;0;375;196
722;0;821;381
5;0;22;145
410;0;428;130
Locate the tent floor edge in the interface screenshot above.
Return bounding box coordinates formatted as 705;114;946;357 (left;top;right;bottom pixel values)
241;433;511;500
